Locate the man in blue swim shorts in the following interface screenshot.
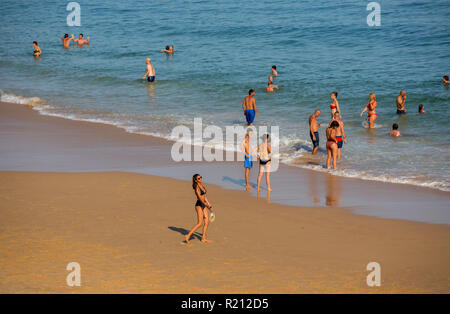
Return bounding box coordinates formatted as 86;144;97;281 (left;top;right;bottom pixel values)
396;90;406;114
142;58;156;83
309;109;321;155
242;89;258;125
240;129;254;190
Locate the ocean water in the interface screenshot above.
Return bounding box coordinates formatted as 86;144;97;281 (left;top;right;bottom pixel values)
1;0;449;191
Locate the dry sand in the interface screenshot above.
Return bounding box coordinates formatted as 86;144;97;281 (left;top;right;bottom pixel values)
0;171;449;293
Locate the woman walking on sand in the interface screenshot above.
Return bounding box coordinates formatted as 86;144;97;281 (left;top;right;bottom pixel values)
257;134;273;192
186;174;213;243
326;121;340;170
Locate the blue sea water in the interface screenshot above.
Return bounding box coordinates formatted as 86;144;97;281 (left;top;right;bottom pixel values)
0;0;449;190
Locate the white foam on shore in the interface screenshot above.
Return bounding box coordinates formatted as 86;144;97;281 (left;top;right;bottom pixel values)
2;90;449;192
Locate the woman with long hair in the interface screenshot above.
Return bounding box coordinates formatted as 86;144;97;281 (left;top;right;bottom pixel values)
326;121;340;169
186;174;213;243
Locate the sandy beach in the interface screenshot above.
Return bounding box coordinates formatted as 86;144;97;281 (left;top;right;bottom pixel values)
0;101;449;293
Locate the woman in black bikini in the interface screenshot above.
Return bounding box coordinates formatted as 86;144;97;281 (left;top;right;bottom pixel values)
186;174;213;243
257;134;273;192
33;41;41;57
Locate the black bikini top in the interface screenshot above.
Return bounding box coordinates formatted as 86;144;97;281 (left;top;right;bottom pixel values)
199;186;206;195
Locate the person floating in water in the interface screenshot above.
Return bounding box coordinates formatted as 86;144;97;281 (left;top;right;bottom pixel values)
271;65;278;76
329;91;340;118
326;121;340;170
360;93;377;129
257;134;272;192
309;109;321;155
32;41;41;57
74;34;90;46
242;89;258;125
60;34;74;49
418;104;425;114
240;129;255;190
396;90;407;114
142;58;156;82
161;45;174;54
389;123;401;137
329;112;347;160
266;76;278;92
185;174;213;244
443;75;449;85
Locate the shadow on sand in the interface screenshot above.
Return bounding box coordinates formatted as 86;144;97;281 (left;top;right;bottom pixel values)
168;226;202;241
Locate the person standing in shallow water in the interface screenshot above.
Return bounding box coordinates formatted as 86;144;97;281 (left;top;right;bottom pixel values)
60;34;74;49
240;129;255;191
326;121;340;170
242;89;258;125
74;34;90;46
257;134;273;192
329;91;340;117
309;109;321;155
186;174;213;244
360;93;377;129
396;90;407;114
142;58;156;82
329;112;346;160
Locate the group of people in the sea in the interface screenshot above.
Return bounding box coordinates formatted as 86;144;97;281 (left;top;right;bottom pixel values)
32;34;90;56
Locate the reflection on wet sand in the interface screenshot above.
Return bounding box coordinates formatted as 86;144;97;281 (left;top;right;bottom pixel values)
325;174;340;207
257;189;272;204
308;170;321;204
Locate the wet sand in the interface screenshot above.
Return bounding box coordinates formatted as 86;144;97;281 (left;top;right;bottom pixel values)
1;101;449;224
0;101;450;293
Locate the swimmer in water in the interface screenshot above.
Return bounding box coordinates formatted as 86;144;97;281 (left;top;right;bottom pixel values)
74;34;90;46
60;34;74;49
443;75;449;85
388;123;401;137
360;93;377;129
161;45;174;54
329;91;340;117
272;65;278;76
32;41;41;57
418;104;425;114
396;90;407;114
326;121;340;170
266;76;278;92
242;89;258;125
142;58;156;82
309;109;321;155
329;112;347;160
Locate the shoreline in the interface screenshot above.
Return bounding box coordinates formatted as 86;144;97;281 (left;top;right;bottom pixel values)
1;101;449;225
2;90;448;193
